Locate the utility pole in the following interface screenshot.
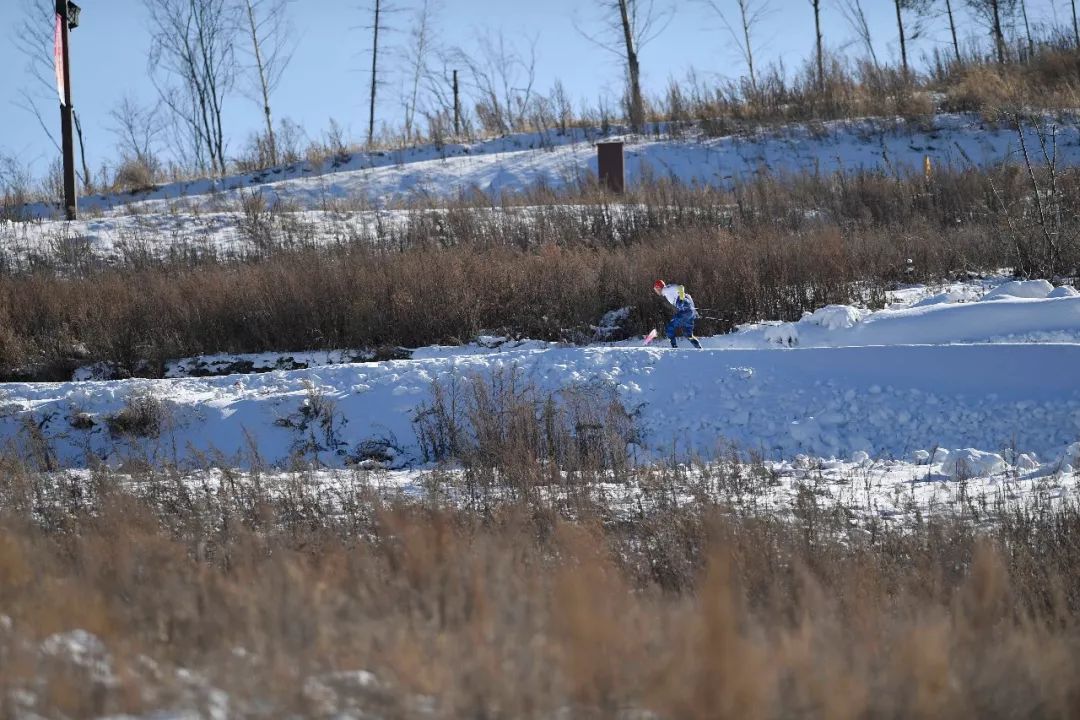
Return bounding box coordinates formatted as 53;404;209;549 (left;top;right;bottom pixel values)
367;0;380;147
56;0;80;221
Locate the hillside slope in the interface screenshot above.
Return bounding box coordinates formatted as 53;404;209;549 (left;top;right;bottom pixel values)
7;113;1078;264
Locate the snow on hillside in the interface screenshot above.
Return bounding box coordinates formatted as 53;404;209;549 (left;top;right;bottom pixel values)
1;280;1078;484
48;115;1080;216
5;113;1080;263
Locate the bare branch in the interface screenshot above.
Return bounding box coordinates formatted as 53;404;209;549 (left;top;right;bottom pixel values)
144;0;239;176
696;0;774;90
573;0;672;130
838;0;880;69
400;0;441;142
453;28;538;135
241;0;296;166
964;0;1018;63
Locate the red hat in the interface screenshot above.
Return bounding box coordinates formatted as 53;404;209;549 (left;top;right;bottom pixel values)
653;280;665;291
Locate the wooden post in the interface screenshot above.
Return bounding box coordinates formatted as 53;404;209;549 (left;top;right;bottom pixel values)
453;69;460;136
597;141;625;194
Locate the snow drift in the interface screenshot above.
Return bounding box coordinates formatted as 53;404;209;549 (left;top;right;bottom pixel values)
0;284;1078;472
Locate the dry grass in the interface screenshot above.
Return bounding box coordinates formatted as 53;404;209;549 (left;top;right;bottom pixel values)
935;45;1080;119
413;370;640;509
679;43;1080;130
1;457;1080;717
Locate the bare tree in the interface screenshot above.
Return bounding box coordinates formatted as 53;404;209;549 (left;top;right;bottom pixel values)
0;153;35;216
1018;0;1033;56
965;0;1017;63
109;96;163;166
423;55;466;137
11;0;59;148
840;0;880;69
548;79;575;134
108;95;165;188
361;0;399;146
367;0;382;146
240;0;296;167
943;0;962;62
11;0;91;190
145;0;239;177
454;29;538;134
810;0;825;91
893;0;933;76
401;0;440;142
577;0;673;131
697;0;773;91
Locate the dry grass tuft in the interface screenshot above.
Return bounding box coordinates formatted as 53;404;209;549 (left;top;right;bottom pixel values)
105;393;166;439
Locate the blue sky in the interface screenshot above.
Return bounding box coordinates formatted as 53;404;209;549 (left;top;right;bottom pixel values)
0;0;1066;181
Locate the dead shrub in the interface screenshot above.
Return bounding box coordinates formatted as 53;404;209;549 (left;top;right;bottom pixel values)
413;369;638;483
944;65;1022;117
111;156;159;193
273;380;345;463
105;392;165;439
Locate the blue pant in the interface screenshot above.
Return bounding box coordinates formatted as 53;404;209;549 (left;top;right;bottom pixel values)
666;313;696;346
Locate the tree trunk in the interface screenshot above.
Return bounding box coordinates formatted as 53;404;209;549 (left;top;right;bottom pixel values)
848;0;880;70
738;0;756;90
617;0;644;131
368;0;380;147
453;69;460;136
73;109;92;193
1020;0;1033;59
244;0;277;166
945;0;961;63
812;0;824;92
991;0;1006;64
1072;0;1079;49
193;3;228;176
894;0;908;76
404;0;431;143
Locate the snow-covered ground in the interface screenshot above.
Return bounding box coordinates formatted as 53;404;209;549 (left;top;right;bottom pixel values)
1;279;1077;497
3;113;1080;513
7;106;1080;720
5;113;1080;263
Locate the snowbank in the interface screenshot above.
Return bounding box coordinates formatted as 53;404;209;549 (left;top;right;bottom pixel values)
1;341;1078;471
3;278;1078;472
937;448;1008;479
728;293;1080;348
982;279;1055;301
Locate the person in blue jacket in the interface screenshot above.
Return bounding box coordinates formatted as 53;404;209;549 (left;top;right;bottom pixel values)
654;280;702;349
